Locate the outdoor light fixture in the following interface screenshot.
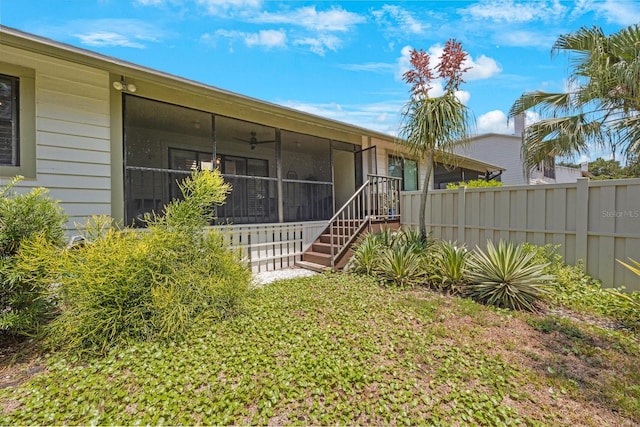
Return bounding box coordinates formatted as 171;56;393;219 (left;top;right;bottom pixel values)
112;76;137;92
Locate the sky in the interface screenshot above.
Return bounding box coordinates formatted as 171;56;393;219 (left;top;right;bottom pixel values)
1;0;639;160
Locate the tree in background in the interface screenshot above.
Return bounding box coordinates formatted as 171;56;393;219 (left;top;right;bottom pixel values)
398;40;474;238
510;25;640;173
558;155;640;179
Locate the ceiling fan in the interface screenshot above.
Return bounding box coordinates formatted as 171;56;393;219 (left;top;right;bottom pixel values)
233;131;276;150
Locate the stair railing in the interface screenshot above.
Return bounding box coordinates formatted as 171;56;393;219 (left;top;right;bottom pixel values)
328;174;402;268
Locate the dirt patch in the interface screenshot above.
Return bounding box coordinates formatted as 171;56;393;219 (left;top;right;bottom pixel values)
0;335;47;390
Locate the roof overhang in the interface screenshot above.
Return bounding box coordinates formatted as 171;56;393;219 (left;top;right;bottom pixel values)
434;151;505;173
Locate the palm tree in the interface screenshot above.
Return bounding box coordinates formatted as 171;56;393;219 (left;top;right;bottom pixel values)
509;24;640;173
398;40;474;238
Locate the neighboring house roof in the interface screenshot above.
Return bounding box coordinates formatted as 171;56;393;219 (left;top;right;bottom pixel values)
0;24;504;173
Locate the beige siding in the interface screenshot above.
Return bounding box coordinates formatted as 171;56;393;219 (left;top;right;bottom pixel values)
401;178;640;291
0;45;111;230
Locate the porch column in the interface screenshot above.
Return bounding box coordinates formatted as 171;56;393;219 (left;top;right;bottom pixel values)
275;129;284;223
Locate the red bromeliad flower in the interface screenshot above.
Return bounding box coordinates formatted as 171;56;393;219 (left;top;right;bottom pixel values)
402;48;433;97
437;39;470;93
402;39;470;98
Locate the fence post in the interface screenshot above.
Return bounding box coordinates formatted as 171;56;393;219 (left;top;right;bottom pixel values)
575;178;589;270
457;185;466;242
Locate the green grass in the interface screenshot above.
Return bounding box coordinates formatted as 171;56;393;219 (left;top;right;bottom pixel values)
1;274;639;425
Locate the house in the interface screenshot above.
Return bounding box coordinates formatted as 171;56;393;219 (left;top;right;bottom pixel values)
0;25;503;270
456;114;586;186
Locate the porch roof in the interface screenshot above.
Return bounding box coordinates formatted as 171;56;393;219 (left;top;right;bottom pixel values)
446;152;505;173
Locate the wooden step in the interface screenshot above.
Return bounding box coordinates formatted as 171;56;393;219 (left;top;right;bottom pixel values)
302;251;331;267
295;260;331;273
319;234;350;245
312;241;333;254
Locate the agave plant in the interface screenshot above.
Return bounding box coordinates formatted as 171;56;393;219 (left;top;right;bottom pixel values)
345;233;382;276
378;244;425;288
465;240;554;311
430;241;468;294
394;227;432;254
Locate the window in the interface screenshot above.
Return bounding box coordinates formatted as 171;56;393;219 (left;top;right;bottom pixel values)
0;63;35;178
388;155;418;191
0;74;19;166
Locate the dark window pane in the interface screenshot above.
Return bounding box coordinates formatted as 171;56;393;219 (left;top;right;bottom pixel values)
0;75;18;166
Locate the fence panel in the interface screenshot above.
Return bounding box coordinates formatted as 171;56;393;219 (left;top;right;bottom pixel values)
400;178;640;291
215;221;326;273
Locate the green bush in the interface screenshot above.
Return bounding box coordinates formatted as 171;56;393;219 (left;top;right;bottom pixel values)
465;240;554;311
523;244;640;330
46;170;250;355
0;176;67;336
446;179;503;189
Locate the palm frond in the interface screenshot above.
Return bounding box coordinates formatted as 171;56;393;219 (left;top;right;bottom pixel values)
509;91;574;118
521;115;604;171
399;95;474;161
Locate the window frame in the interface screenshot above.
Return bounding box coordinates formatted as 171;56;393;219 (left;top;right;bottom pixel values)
388;155;419;191
0;63;35;178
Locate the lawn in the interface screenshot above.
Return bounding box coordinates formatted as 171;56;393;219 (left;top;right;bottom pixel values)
1;273;639;426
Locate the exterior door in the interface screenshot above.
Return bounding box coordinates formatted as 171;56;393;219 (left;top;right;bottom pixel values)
355;146;377;187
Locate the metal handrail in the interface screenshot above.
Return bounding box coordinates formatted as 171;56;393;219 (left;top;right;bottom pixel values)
328;174;402;268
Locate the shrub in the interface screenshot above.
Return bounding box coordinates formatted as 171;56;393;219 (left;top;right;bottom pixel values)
465;240;554;311
429;241;468;294
0;176;67;336
523;244;639;329
0;176;66;256
46;170;250;355
446;179;503;190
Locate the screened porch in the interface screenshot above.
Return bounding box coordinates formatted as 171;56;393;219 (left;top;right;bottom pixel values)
122;95;362;226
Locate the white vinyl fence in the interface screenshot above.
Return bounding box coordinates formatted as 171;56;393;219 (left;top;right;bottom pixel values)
214;221;326;272
401;178;640;291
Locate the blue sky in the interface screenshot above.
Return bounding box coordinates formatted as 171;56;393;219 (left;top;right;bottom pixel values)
1;0;639;154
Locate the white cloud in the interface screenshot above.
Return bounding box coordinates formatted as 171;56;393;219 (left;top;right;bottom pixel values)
278;99;404;136
196;0;262;16
477;110;511;134
475;110;542;134
65;19;164;48
372;5;427;35
455;90;471;105
338;62;396;73
463;54;502;81
252;6;365;32
498;30;558;48
460;0;567;23
589;0;640;26
245;29;287;48
293;34;341;56
211;29;286;49
76;32;146;48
